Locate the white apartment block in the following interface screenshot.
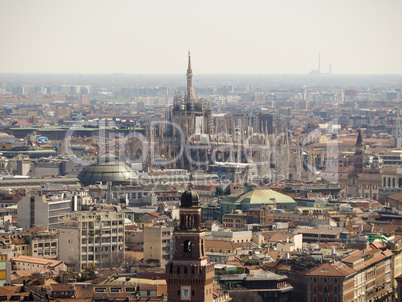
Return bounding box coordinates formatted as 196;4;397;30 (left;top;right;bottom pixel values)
58;211;125;272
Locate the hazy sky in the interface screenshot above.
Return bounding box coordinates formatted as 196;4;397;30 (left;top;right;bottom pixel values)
1;0;401;74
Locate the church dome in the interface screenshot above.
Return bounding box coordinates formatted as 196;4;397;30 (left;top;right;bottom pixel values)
78;154;139;186
180;189;199;207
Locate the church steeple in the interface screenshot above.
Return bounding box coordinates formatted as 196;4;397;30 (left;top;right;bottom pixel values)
186;50;194;101
356;129;364;147
354;129;365;174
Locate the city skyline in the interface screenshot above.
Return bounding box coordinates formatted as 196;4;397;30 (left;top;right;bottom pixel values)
0;0;401;74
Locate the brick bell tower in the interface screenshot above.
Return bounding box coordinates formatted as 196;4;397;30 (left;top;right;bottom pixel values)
165;187;215;301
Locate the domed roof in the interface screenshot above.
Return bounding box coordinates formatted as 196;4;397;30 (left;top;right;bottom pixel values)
219;186;296;214
180;189;199;207
78;155;139;186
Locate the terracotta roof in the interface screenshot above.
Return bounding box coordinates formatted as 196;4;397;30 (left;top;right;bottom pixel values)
51;284;75;292
232;241;257;249
387;191;402;202
0;286;32;300
205;240;235;250
304;262;355;277
11;255;64;268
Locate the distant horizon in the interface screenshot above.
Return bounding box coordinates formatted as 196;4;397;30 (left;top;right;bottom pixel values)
1;72;402;76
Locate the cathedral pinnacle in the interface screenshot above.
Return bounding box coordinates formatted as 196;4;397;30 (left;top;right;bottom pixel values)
186;50;194;100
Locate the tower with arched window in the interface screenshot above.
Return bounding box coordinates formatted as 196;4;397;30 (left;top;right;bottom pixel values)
165;187;215;301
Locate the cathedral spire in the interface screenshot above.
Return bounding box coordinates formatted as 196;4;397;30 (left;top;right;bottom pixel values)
186;50;194;101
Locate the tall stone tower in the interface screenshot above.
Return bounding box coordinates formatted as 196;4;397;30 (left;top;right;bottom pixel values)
354;129;365;174
165;187;215;301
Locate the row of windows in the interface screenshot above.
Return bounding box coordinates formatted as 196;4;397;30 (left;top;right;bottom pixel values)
34;242;57;248
312;277;338;283
34;251;57;256
313;285;338;292
313;296;338;302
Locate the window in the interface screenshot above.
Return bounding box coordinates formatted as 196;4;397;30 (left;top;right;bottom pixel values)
184;240;192;253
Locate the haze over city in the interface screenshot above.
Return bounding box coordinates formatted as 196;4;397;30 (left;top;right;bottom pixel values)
1;0;402;74
2;1;402;302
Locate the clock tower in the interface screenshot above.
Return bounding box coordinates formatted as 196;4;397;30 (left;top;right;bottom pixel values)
165;187;215;301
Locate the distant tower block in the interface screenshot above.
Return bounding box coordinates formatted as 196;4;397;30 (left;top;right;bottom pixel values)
395;111;402;149
82;95;88;105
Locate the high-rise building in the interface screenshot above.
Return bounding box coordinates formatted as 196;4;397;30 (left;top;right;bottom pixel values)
58;210;125;272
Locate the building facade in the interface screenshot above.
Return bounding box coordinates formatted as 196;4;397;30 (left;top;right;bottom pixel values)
143;224;174;267
17;192;72;229
58;210;125;271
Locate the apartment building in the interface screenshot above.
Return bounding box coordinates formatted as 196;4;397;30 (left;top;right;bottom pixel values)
0;251;11;286
17;192;72;229
28;231;58;259
0;234;30;256
267;242;393;302
58;210;125;272
143;224;174;267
